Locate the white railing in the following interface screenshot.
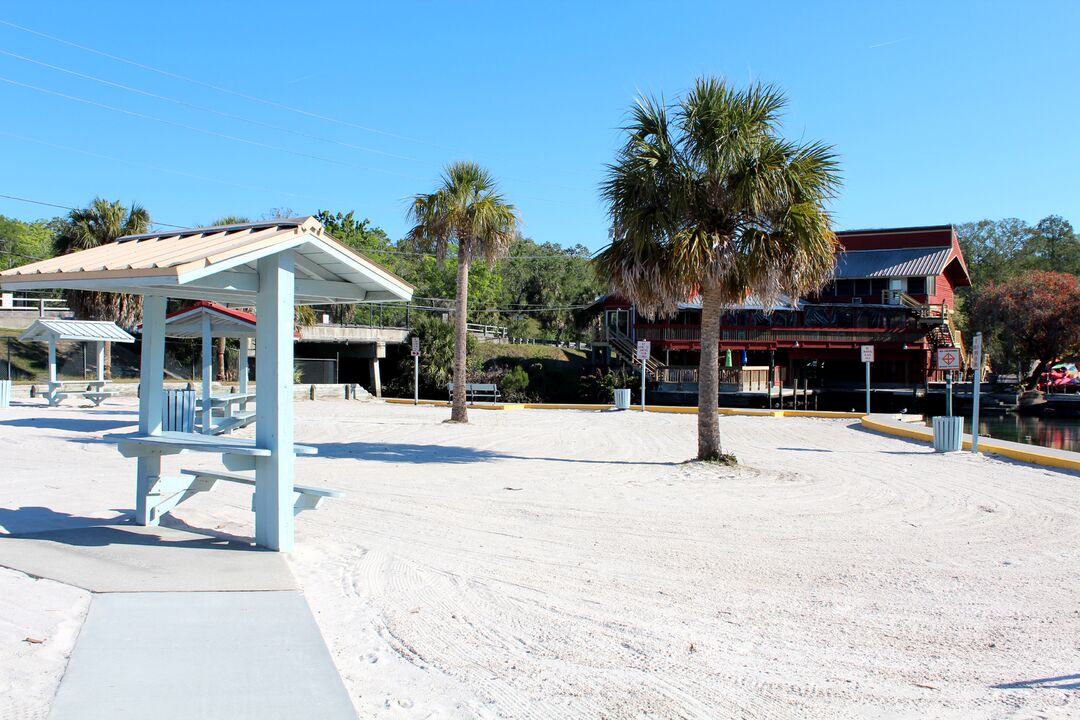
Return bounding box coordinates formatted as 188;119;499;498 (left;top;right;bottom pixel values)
467;323;508;340
0;293;69;315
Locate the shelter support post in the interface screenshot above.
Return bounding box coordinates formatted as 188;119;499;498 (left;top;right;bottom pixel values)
96;341;104;383
47;337;57;406
201;314;213;434
254;251;295;552
239;337;250;412
136;295;167;525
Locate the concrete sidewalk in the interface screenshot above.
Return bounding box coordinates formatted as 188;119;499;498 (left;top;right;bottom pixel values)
49;591;356;720
0;522;356;719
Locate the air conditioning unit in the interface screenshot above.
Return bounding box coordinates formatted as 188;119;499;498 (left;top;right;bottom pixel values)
851;297;862;304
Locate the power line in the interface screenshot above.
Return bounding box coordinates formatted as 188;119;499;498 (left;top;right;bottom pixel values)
0;192;188;229
0;18;442;148
0;48;420;163
0;74;420;180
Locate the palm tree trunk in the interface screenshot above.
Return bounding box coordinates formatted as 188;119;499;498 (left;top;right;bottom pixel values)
697;282;723;460
216;337;227;381
451;254;471;423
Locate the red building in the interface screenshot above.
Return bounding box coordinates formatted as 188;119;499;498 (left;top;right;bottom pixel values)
592;225;972;404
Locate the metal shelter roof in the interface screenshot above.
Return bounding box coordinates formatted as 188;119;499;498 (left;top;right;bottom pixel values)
18;319;136;343
0;217;414;306
834;247;953;279
161;301;256;338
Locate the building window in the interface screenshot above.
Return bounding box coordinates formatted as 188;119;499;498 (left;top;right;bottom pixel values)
835;279;854;296
854;279;872;296
908;276;926;295
870;278;888;297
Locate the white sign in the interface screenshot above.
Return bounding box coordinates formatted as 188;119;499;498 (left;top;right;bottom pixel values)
411;337;420;357
937;347;961;370
860;345;875;363
636;340;651;361
971;334;983;368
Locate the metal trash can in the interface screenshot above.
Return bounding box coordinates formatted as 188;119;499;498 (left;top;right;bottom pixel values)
932;416;964;452
614;388;631;410
0;380;10;409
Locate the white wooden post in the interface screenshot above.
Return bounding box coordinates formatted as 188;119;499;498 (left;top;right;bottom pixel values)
255;251;295;551
47;337;57;406
136;295;167;525
239;336;250;412
201;313;213;434
96;341;105;383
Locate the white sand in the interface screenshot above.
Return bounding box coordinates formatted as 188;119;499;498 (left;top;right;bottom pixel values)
1;399;1078;718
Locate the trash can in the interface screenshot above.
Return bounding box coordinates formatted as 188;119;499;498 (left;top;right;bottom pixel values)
932;416;964;452
614;388;631;410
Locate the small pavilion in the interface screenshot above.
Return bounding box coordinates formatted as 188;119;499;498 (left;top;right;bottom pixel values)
160;301;257;435
18;319;135;406
0;217;413;551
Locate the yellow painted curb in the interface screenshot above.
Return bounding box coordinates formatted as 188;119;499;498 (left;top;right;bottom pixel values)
860;415;1080;473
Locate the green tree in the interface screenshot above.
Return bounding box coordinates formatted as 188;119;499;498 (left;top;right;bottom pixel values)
596;78;840;461
406;162;520;422
406;315;476;395
1027;215;1080;276
54;198;152;377
0;215;57;270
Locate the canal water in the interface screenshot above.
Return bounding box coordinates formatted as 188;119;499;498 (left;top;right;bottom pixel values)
923;414;1080;453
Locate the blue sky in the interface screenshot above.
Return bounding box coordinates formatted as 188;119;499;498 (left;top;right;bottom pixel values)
0;2;1076;251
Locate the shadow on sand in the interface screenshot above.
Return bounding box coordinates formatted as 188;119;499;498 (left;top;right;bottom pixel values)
312;440;675;466
0;505;255;549
992;674;1080;690
0;416;136;433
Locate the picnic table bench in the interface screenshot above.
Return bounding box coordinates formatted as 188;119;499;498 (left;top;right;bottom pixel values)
447;382;501;403
48;380;116;407
106;431;341;526
197;391;256;434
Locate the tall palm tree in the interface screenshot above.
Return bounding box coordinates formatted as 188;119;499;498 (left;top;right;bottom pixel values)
406;162;519;422
55;198;152;378
210;216;252;381
595;78;840;461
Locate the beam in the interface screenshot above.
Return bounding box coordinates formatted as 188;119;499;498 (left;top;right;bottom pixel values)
201;313;213;435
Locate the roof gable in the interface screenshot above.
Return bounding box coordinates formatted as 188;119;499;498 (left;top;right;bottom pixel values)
19;319;136;343
0;217;413;306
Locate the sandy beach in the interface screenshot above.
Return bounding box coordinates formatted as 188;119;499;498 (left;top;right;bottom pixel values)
2;398;1078;718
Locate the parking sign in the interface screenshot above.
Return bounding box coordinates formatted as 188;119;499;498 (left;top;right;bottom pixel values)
860;345;874;363
636;340;651;361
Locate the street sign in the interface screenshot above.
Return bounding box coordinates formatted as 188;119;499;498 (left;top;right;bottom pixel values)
636;340;651;361
971;334;983;370
860;345;874;363
411;337;420;357
937;347;961;370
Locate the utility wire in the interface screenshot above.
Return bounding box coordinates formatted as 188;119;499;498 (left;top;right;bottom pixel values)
0;48;420;163
0;18;438;148
0;75;420;180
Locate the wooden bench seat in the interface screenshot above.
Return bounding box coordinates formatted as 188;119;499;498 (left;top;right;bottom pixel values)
180;468;344;515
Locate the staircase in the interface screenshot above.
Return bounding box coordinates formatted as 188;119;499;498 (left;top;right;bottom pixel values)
608;328;666;381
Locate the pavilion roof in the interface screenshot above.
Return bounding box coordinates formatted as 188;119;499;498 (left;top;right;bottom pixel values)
0;217;414;306
160;301;257;338
18;319;136;343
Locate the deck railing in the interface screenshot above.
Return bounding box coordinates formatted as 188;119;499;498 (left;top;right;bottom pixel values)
0;294;69;315
637;324;927;346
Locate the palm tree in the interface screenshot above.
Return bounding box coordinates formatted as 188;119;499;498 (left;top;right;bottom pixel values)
210;216;252;381
55;198;152;378
595;78;840;461
406;162;519;422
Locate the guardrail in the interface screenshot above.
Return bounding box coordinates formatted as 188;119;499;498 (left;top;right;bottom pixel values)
0;293;69;315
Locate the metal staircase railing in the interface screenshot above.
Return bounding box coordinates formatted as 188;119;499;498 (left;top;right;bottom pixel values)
608;328;665;380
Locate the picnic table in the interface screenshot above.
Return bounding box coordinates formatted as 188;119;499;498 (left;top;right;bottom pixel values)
107;431;340;526
197;391;256;435
47;380;116;407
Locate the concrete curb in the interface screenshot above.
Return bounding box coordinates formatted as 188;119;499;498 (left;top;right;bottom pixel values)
860;413;1080;473
384;397;865;419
